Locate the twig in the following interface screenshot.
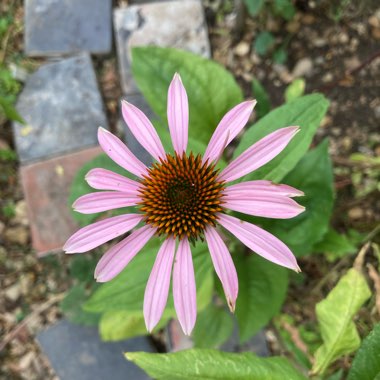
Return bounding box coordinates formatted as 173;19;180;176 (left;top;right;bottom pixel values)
332;156;380;169
311;255;351;295
0;292;65;352
362;224;380;244
353;242;371;271
270;324;310;377
282;321;313;363
367;263;380;316
317;50;380;94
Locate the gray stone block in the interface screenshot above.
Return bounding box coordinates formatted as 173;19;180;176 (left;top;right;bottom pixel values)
119;94;156;167
37;320;154;380
114;0;211;94
13;54;108;163
25;0;112;56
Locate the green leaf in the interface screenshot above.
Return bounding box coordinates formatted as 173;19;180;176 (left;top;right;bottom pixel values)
273;0;296;20
69;153;138;226
99;310;168;341
254;32;275;56
285;79;305;103
0;96;25;124
258;139;334;256
126;349;308;380
235;254;289;342
348;323;380;380
233;93;329;183
243;0;265;16
313;228;357;262
60;284;100;326
84;239;213;315
311;268;372;375
273;47;288;64
252;78;271;119
326;369;344;380
131;47;243;146
193;303;234;348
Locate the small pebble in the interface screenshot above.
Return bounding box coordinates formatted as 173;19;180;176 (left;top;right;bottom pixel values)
234;41;250;57
348;207;364;220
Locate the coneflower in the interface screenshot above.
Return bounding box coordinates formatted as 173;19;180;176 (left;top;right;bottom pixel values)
64;73;304;335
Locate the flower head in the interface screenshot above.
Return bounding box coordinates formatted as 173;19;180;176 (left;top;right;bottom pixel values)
64;73;304;335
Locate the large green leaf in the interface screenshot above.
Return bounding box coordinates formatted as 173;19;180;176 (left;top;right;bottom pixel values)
258;139;334;256
99;310;168;341
131;47;243;146
126;349;307;380
347;323;380;380
193;303;234;348
68;153;138;226
233;94;329;183
235;253;289;343
84;238;213;315
311;268;372;375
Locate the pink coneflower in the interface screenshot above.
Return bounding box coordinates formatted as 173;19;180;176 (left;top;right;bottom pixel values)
64;73;304;335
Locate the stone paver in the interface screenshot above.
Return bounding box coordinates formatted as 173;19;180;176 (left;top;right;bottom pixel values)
114;0;211;94
20;147;101;255
37;320;153;380
119;94;155;166
25;0;112;56
13;54;108;163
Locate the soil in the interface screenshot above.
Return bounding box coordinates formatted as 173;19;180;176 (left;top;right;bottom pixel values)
1;0;379;378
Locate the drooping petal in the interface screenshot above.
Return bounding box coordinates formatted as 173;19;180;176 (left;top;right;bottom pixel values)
203;100;256;164
73;192;140;214
144;238;176;332
122;100;166;161
219;126;299;183
218;213;300;271
173;237;196;335
223;192;305;219
167;73;189;154
225;180;304;197
63;214;143;253
205;226;238;312
85;168;141;192
95;225;156;282
97;127;147;178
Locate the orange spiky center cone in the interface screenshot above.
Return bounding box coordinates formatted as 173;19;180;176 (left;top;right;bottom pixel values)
138;152;225;241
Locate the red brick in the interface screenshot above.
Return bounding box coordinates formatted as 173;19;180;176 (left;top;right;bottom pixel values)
20;147;102;255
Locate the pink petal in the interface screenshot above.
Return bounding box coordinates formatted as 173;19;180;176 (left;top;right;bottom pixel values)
219;126;299;183
95;225;156;282
86;168;141;192
218;213;300;272
144;238;176;332
173;237;197;336
205;226;238;312
225;180;304;197
167;73;189;154
73;192;140;214
203;100;256;164
63;214;143;253
223;191;305;219
122;100;166;162
98;127;147;178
